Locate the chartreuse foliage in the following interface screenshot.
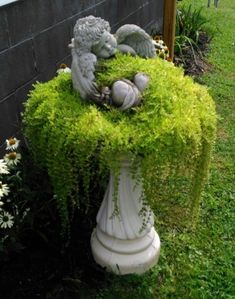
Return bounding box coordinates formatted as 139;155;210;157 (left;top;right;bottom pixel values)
23;53;216;232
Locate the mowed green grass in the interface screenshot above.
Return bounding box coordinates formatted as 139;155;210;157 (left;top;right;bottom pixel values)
153;1;235;298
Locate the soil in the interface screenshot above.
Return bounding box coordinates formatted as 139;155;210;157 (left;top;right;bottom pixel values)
0;31;212;299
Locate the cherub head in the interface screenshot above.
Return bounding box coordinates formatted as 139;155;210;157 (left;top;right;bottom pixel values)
73;16;117;58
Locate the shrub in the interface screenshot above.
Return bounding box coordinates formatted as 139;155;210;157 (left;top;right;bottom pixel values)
23;54;217;233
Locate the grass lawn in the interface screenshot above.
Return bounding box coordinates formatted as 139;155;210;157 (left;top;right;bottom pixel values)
154;1;235;297
90;1;235;298
156;1;235;297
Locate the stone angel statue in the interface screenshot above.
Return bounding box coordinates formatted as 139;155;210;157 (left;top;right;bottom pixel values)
69;16;156;111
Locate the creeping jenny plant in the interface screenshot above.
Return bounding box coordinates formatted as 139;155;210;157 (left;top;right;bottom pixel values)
23;54;217;232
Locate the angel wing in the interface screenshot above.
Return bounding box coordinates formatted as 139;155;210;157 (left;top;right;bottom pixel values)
115;24;156;58
71;49;103;104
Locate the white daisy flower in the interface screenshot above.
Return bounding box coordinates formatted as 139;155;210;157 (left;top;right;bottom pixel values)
0;181;9;199
4;152;21;166
57;67;71;74
0;159;9;174
6;137;20;151
0;201;4;207
57;63;71;74
152;40;158;46
0;211;14;229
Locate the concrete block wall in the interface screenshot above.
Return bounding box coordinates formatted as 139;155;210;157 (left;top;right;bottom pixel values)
0;0;164;151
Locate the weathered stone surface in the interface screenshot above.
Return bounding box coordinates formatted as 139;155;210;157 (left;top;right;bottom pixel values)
33;20;70;73
15;78;38;115
6;0;33;46
54;0;96;22
0;10;9;51
116;0;163;32
149;0;164;31
37;66;58;84
116;0;142;23
30;0;56;34
0;40;37;99
53;0;75;22
56;55;72;69
0;95;19;152
95;0;119;27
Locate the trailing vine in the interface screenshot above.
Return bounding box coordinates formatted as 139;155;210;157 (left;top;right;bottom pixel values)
23;54;217;233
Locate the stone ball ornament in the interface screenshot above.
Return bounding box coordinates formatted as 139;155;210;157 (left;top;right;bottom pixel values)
111;79;141;110
70;16;155;110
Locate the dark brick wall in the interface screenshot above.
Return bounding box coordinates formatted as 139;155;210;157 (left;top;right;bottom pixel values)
0;0;164;151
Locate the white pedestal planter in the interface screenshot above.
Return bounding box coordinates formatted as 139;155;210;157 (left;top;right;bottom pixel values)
91;157;160;275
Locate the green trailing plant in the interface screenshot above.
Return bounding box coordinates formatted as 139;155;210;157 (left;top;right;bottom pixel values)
23;53;217;234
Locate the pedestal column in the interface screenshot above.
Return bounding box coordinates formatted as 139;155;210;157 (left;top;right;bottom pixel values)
91;157;160;275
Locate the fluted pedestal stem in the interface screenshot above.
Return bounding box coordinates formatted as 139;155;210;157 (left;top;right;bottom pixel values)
91;157;160;275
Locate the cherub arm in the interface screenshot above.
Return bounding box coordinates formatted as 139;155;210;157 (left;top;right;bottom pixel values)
71;51;109;105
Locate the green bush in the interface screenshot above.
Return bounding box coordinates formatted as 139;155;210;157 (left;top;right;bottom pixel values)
23;54;217;233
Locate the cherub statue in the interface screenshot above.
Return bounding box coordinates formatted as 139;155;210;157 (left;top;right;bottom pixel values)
70;16;156;110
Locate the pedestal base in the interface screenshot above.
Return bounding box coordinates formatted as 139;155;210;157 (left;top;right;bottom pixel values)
91;227;160;275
